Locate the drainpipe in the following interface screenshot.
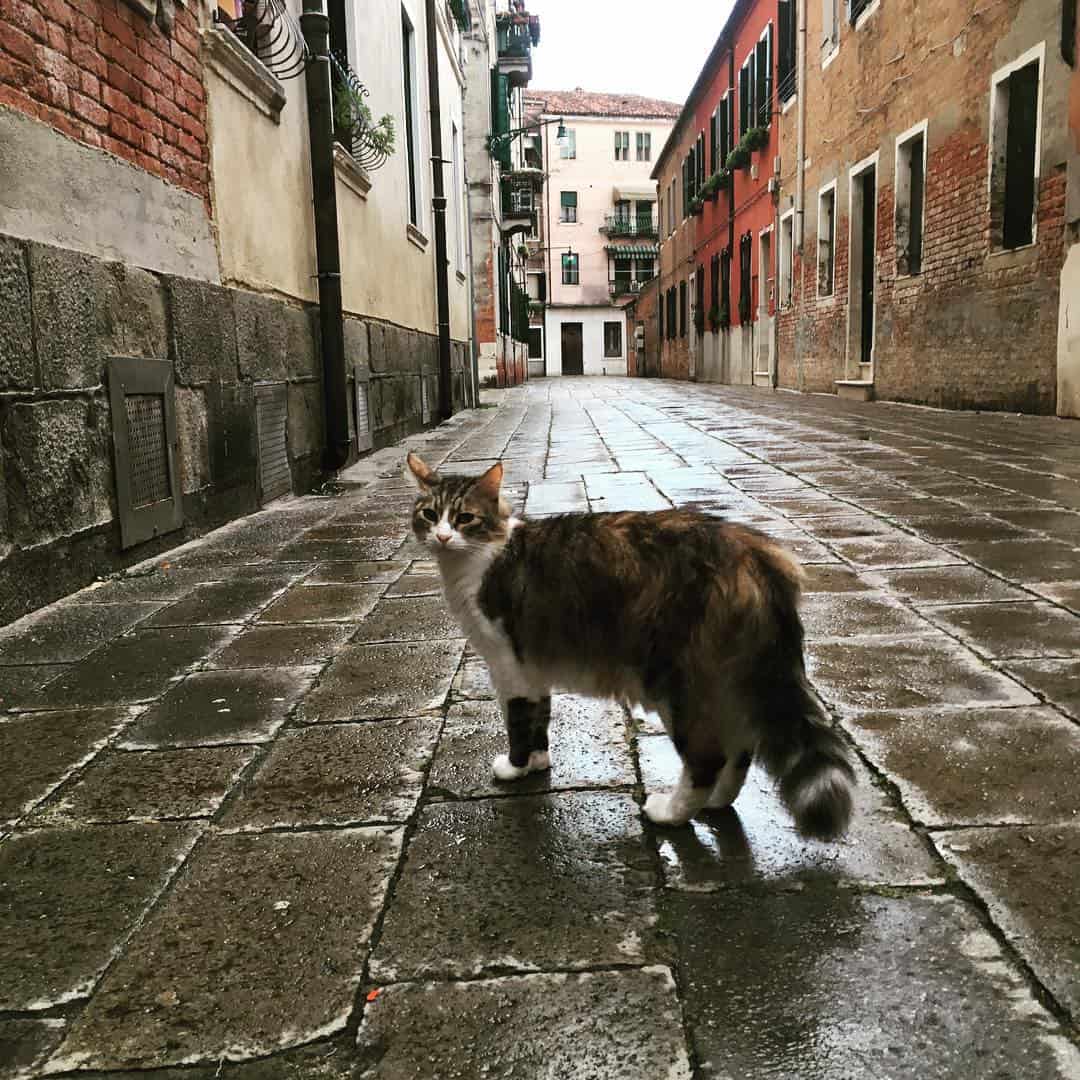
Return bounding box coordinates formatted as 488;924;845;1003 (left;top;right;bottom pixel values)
425;0;455;421
300;0;350;472
795;0;807;252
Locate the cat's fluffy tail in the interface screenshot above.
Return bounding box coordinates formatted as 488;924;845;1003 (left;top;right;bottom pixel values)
750;542;856;841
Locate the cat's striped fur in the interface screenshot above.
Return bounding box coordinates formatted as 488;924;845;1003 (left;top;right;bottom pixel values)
406;452;855;837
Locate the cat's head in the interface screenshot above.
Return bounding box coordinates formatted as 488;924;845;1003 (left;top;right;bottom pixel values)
405;452;511;554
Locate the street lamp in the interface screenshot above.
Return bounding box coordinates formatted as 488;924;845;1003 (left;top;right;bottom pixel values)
487;115;566;153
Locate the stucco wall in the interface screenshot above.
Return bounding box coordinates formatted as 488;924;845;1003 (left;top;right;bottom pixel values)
545;306;628;376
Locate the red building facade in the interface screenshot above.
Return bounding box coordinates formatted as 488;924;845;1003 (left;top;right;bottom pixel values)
653;0;794;384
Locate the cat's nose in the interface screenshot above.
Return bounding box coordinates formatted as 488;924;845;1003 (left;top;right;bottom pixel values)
435;529;452;544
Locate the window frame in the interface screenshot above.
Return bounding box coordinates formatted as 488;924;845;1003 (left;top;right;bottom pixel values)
636;131;651;161
559;190;578;223
988;42;1045;253
561;252;580;285
894;119;928;277
560;127;577;159
401;8;421;228
603;320;623;358
779;207;795;308
817;179;837;298
615;130;630;161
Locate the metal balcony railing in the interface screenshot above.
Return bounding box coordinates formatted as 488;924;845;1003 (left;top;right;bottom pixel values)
602;213;658;238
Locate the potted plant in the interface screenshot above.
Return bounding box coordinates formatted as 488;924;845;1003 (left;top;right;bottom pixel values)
744;126;769;152
726;144;750;171
689;196;704;216
701;174;719;201
517;243;529;260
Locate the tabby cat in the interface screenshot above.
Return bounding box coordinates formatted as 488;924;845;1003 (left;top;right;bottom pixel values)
406;452;854;837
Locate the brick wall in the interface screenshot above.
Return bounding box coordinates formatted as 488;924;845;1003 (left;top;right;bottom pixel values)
0;0;208;202
775;0;1070;413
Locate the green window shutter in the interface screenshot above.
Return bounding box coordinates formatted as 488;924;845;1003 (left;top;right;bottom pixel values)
490;71;512;169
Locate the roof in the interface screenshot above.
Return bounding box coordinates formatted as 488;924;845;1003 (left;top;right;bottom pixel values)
523;89;682;120
651;0;753;178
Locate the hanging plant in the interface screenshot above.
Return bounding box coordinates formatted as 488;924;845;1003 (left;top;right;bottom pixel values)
726;145;750;171
517;243;529;260
331;63;395;169
743;126;769;152
688;196;704;216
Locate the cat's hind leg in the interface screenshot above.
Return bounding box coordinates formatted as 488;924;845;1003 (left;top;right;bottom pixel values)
492;694;553;781
707;749;753;809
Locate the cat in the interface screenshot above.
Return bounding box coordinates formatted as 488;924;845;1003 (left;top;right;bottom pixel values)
405;451;854;838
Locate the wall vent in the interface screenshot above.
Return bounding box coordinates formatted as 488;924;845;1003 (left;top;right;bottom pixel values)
108;356;183;550
355;369;374;452
255;383;290;503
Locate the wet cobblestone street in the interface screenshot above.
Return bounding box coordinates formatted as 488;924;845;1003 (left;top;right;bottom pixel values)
3;378;1080;1078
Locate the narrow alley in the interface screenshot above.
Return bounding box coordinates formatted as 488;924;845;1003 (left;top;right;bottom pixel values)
3;379;1080;1077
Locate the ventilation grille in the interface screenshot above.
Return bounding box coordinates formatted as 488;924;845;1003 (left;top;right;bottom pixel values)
124;395;171;507
421;376;431;424
355;377;373;451
256;384;291;503
108;357;183;550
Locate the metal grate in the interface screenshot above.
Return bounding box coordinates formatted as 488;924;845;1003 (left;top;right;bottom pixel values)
355;378;373;452
124;395;171;507
256;384;291;503
108;357;183;550
421;377;431;424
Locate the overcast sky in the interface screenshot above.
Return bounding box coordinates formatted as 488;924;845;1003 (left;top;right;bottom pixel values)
528;0;734;105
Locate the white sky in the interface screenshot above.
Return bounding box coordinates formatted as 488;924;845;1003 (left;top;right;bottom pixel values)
528;0;735;105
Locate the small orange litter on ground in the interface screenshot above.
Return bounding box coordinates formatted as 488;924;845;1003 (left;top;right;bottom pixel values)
366;989;382;1002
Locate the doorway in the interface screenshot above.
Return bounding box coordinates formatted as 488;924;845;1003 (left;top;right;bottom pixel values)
561;322;583;375
848;157;878;376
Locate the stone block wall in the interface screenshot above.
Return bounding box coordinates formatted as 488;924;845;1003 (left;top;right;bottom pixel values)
0;237;466;625
0;0;209;202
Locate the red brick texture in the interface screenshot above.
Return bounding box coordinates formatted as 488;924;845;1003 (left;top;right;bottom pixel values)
0;0;209;203
776;0;1068;413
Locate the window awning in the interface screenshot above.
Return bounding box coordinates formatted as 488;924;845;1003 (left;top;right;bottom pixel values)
612;184;657;201
605;244;659;259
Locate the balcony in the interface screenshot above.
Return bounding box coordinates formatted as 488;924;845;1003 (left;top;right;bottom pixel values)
609;277;654;299
500;173;541;237
601;212;658;238
496;12;539;87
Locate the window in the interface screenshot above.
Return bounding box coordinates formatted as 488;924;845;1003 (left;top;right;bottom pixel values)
778;0;797;102
849;0;874;24
695;266;704;327
604;321;623;357
756;27;773;127
659;301;664;340
818;183;836;296
895;123;926;275
402;10;419;226
719;92;731;165
670;178;677;230
739;232;753;322
615;131;630;161
528;327;543;358
636;132;651;161
822;0;839;60
636;258;655;282
562;252;579;284
721;247;731;319
560;191;578;223
991;48;1042;251
667;287;677;338
739;57;754;136
451;123;465;273
710;252;720;315
697;132;706;191
560;128;577;159
709;110;718;174
679;280;687;336
779;210;794;306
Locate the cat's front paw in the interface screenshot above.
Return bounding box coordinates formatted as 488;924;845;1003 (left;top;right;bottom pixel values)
644;792;691;827
492;753;531;781
527;750;551;772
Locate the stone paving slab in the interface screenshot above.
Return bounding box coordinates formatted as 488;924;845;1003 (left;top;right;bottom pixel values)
848;707;1080;827
29;747;257;825
204;623;356;669
0;664;67;711
370;793;656;982
120;667;319;749
355;969;692;1079
861;565;1032;605
0;1018;66;1080
304;560;409;584
638;735;941;889
922;600;1080;659
52;828;403;1071
256;583;385;624
935;824;1080;1019
349;595;463;643
299;639;464;721
666;887;1080;1078
0;822;200;1011
807;633;1039;712
428;696;634;800
0;708;133;826
801;592;934;638
951;538;1080;583
221;718;440;829
28;626;239;709
1002;658;1080;720
144;579;292;627
0;602;165;665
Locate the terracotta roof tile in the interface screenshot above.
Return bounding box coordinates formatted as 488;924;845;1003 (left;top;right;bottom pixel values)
523;88;682;120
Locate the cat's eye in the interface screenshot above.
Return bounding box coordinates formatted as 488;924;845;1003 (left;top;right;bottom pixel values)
455;513;476;526
421;508;438;523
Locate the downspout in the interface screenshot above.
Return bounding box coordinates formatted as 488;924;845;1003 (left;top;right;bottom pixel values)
465;166;480;407
425;0;454;421
728;49;735;367
544;108;553;375
300;0;350;471
795;0;808;389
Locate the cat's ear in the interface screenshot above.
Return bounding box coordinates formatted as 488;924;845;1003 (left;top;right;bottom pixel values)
405;452;436;490
474;461;504;500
